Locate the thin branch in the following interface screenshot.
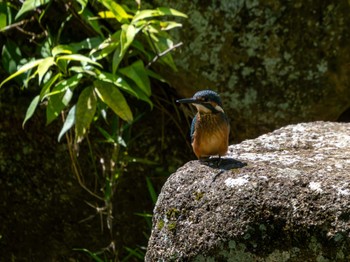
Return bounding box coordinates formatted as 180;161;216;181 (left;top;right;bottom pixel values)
0;17;34;32
146;41;183;68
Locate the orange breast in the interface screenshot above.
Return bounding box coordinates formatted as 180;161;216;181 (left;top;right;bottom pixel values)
192;113;230;159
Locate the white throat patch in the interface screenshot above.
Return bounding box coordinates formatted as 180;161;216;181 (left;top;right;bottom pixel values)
194;104;224;113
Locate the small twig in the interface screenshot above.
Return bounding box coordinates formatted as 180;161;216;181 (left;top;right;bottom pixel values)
146;41;183;68
0;17;34;32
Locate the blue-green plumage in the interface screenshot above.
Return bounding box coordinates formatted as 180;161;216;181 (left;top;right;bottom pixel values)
190;114;197;142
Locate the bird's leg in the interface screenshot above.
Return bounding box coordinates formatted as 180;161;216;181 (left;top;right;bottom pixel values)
216;155;222;167
210;156;224;182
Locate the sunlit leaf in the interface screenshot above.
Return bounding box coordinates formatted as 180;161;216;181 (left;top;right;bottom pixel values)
75;86;97;142
39;73;60;99
56;54;102;68
42;74;82;100
15;0;50;20
155;21;183;31
58;105;76;142
97;0;131;23
37;56;54;84
45;74;81;124
112;45;122;73
157;7;188;18
90;31;120;59
117;24;142;72
98;11;115;19
46;88;73;125
119;60;151;96
97;71;136;96
94;80;133;123
0;58;44;88
75;0;87;14
51;45;74;57
22;95;40;128
132;7;187;23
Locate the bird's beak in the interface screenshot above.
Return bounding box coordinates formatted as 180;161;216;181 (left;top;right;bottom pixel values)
177;98;200;104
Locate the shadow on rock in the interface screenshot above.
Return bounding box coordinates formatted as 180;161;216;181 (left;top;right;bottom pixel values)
199;157;247;170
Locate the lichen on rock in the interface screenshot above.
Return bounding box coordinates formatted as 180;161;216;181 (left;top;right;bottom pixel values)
146;122;350;261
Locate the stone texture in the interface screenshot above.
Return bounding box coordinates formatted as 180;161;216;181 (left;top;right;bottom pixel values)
154;0;350;141
146;122;350;261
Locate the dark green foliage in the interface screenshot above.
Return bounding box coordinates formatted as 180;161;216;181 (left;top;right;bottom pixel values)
0;0;187;260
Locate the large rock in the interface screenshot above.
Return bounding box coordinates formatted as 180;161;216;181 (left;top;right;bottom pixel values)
154;0;350;141
146;122;350;261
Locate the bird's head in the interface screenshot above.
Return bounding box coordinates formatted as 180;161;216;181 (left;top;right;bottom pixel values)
177;90;224;114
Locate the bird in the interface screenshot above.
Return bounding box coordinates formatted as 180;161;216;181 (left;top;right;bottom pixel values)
177;90;230;160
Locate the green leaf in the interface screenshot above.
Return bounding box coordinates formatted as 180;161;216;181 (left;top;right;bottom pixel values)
51;45;74;57
157;7;188;18
37;56;54;84
90;31;121;59
53;38;103;58
97;71;135;96
15;0;50;20
116;24;142;73
80;7;104;36
45;74;81;125
152;20;183;31
22;95;40;128
75;0;87;14
0;58;44;88
75;86;97;142
39;73;60;99
73;248;104;262
119;60;151;96
94;80;133;123
56;54;102;68
97;71;152;107
96;126;115;143
46;87;74;125
132;7;187;23
42;74;82;100
146;176;157;204
148;32;177;71
58;105;76;142
1;40;22;74
97;0;130;23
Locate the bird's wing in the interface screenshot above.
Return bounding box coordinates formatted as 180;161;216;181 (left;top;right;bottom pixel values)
190;114;197;143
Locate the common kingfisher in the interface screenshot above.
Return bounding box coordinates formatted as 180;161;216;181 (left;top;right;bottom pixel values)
177;90;230;160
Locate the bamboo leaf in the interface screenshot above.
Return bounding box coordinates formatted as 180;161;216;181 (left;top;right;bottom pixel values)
0;59;44;88
119;60;151;96
56;54;102;68
75;86;97;142
46;87;74;125
97;0;130;23
132;7;187;23
37;56;54;84
15;0;50;20
157;7;188;18
39;73;61;99
94;80;133;123
146;176;157;204
45;74;81;125
58;105;76;142
42;74;82;100
22;95;40;128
